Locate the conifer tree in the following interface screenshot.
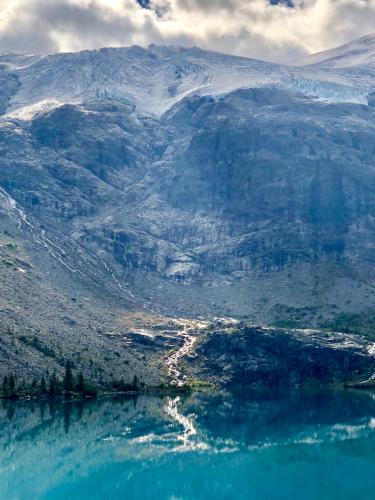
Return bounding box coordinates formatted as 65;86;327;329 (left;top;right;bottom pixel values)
40;374;47;394
76;371;85;393
9;374;16;396
2;376;9;397
64;360;74;392
49;371;57;397
132;375;139;390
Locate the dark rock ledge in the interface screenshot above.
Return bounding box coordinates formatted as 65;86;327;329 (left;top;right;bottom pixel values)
189;325;375;387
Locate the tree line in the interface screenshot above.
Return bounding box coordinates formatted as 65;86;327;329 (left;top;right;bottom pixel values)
1;360;142;400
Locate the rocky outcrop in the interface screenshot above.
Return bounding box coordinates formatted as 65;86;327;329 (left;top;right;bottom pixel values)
190;325;375;387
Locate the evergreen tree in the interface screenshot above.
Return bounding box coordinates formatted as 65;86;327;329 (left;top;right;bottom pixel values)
76;371;85;393
9;374;16;395
2;376;9;397
64;360;74;392
48;371;57;397
40;374;47;394
132;375;139;390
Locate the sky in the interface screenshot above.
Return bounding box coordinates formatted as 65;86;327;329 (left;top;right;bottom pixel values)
1;0;375;62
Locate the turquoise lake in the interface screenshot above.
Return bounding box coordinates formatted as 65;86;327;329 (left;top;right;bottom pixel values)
1;389;375;499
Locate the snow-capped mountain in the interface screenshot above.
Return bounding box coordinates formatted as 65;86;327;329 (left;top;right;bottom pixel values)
291;33;375;68
2;34;375;379
2;38;374;121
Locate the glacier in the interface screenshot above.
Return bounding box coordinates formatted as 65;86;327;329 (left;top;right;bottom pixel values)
1;39;374;122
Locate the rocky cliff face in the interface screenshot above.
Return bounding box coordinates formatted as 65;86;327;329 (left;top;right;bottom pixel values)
1;37;375;382
188;324;375;387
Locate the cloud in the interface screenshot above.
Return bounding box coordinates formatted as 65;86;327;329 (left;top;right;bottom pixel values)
0;0;375;61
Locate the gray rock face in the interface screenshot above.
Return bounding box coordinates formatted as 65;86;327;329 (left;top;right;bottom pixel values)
190;325;375;387
1;74;375;319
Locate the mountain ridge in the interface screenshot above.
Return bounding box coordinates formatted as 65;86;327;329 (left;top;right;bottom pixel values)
290;33;375;68
1;36;373;122
1;34;375;384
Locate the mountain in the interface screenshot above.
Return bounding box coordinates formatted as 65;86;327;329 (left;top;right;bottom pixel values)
291;33;375;68
1;36;375;385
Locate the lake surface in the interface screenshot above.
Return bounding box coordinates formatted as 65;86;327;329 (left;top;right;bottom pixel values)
1;389;375;499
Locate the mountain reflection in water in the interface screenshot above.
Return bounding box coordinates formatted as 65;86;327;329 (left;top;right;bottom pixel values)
1;389;375;499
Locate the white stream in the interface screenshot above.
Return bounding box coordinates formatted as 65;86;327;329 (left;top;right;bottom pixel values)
0;186;135;297
165;318;209;386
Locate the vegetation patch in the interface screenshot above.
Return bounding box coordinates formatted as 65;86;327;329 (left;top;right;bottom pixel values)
321;311;375;341
271;304;320;329
271;303;375;343
19;335;56;358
